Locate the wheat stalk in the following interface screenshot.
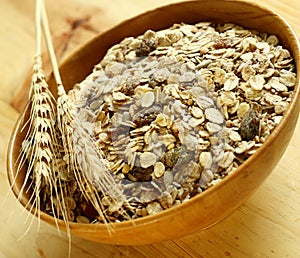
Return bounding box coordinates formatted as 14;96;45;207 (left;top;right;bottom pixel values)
39;0;128;225
39;0;104;216
16;0;62;237
15;3;74;255
16;1;130;249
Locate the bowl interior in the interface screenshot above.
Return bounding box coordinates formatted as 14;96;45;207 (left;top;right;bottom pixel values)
7;0;300;245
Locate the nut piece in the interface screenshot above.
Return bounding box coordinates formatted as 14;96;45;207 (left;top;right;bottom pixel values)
141;91;155;107
122;164;131;174
153;162;165;178
199;151;213;169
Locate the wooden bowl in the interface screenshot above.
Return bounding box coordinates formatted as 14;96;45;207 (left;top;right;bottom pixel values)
7;0;300;245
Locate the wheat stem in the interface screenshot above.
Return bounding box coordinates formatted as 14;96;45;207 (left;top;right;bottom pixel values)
35;0;42;57
40;0;63;88
39;0;128;226
16;0;61;240
38;2;73;255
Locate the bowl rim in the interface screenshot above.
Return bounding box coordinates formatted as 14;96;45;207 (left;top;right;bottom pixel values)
7;0;300;232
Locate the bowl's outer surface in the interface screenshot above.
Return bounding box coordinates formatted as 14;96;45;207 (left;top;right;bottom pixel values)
7;0;300;245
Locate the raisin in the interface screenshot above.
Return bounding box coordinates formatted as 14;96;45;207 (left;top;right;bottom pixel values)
132;106;162;127
129;166;153;182
135;39;157;57
213;37;232;49
239;110;260;141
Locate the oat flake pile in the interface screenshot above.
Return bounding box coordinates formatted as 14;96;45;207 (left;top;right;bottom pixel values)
62;22;296;223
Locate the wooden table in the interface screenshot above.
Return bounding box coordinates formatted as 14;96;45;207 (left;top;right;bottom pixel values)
0;0;299;257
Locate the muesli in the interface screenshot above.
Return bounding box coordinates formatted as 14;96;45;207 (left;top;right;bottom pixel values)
58;22;296;223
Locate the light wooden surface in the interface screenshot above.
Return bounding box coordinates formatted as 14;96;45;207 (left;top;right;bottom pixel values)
0;0;300;257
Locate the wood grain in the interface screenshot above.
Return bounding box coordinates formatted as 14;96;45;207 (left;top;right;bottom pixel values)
1;0;300;257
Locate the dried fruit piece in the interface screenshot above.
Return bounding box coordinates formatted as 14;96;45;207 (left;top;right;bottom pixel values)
129;166;153;181
135;38;157;57
161;147;181;168
132;106;162;127
239;109;260;141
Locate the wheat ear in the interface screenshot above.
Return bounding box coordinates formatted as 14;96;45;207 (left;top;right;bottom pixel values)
16;0;60;237
40;0;128;225
39;0;99;209
37;1;77;256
